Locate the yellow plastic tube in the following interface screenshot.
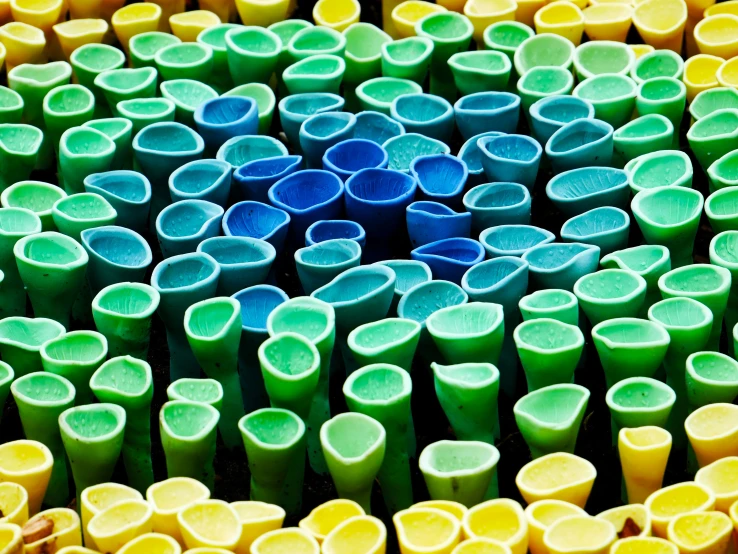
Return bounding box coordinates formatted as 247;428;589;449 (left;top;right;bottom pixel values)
322;515;387;554
0;523;22;554
525;500;587;554
112;3;162;51
414;501;467;522
0;440;52;516
618;427;672;505
177;500;242;551
452;540;513;554
9;0;64;35
543;516;617;554
464;0;517;45
534;2;585;46
611;537;678;554
23;508;82;554
705;0;738;15
667;511;733;554
0;22;46;69
53;19;108;60
632;0;687;52
0;483;27;526
298;499;364;543
57;548;100;554
313;0;361;32
597;504;652;537
250;528;320;554
87;499;154;553
694;14;738;58
81;482;143;550
582;4;633;42
231;501;285;554
685;403;738;468
695;457;738;513
645;482;715;537
462;500;528;554
516;453;596;508
684;54;723;103
395;507;462;554
391;0;447;38
118;533;183;554
147;477;210;547
235;0;290;27
717;57;738;87
169;10;220;42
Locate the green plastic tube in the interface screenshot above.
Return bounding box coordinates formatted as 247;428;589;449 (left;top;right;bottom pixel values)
93;67;158;117
343;23;392;110
612;115;674;168
83;118;134;171
344;363;413;514
710;231;738;352
635;77;687;144
432;362;500;443
167;377;224;412
426;303;504;366
129;32;181;69
1;181;66;232
419;440;500;506
13;231;88;328
0;208;41;318
415;11;473;101
42;85;95;154
58;127;116;194
258;332;320;422
40;330;108;405
0;86;24;124
239;408;306;516
11;371;74;507
631;187;704;268
514;318;584;392
600;245;672;315
116;98;176;135
0;124;44;189
606;377;676;439
592;317;671;388
513;383;590;458
0;317;65;377
685;351;738;410
69;44;126;118
658;264;731;351
573;269;648;326
59;403;126;503
282;54;346;95
380;36;434;85
572;74;638;129
320;412;385;513
197;23;239;93
648;297;713;450
267;296;336;475
51;193;117;241
687;108;738;171
347;318;421;371
519;289;579;326
91;282;160;360
90;356;154;494
268;19;312;88
159;400;220;493
225;26;282;86
184;297;245;451
155;42;214;83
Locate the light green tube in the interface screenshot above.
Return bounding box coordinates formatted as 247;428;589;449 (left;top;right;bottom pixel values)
159;400;220;493
347;318;421;372
11;371;74;507
167;378;224;412
239;408;307;516
267;296;336;475
90;356;154;494
0;317;65;377
320;412;385;513
344;363;413;514
185;297;245;450
0;207;42;318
